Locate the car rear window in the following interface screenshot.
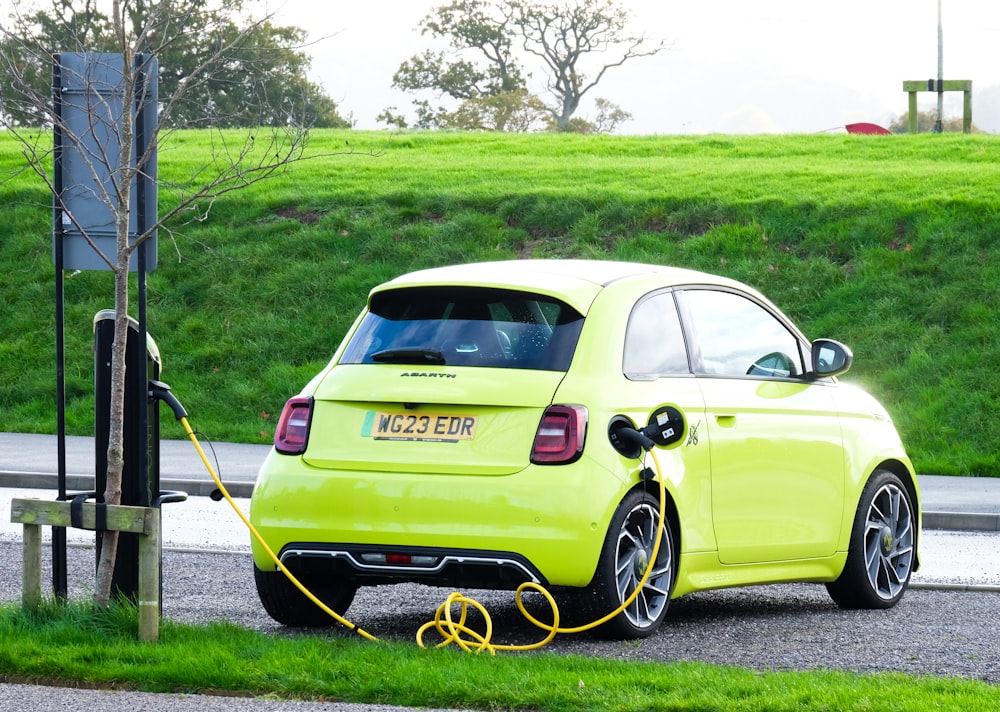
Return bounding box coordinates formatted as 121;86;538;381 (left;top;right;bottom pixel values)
339;286;585;370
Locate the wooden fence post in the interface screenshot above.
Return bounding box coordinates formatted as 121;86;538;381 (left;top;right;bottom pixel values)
10;498;161;641
137;510;161;642
902;79;973;133
21;521;42;610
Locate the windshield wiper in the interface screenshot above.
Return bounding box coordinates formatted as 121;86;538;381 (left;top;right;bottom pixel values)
371;347;446;365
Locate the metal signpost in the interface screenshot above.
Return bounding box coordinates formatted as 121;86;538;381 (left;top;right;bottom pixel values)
51;52;159;598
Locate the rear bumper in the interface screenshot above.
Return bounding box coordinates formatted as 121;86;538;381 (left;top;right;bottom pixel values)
249;448;627;588
277;542;545;590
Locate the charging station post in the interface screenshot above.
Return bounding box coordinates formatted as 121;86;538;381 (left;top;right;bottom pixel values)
93;309;162;602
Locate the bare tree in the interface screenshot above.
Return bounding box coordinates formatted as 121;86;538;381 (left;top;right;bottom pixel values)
511;0;666;131
0;0;353;607
385;0;665;132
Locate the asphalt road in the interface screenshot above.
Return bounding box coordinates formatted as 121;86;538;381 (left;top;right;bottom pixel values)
1;526;998;710
2;431;999;709
11;540;997;680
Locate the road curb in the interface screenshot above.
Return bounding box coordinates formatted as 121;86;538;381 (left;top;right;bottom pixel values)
923;511;1000;532
0;472;255;499
4;471;998;532
910;581;1000;593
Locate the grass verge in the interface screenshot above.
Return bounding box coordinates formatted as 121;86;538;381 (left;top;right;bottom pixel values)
0;601;996;711
3;130;1000;475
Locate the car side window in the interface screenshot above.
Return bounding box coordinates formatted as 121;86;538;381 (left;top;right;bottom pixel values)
679;289;804;378
623;291;689;379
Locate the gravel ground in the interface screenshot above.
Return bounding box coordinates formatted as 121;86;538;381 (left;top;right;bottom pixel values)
2;541;998;685
0;684;469;712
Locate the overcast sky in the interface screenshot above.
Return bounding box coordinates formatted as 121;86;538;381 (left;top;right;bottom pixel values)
268;1;1000;134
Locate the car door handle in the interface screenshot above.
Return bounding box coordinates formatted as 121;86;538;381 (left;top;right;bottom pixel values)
715;414;736;428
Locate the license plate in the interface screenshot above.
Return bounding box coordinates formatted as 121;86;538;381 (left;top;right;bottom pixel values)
362;411;478;442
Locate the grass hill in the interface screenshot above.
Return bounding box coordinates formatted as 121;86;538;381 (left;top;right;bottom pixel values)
1;130;998;476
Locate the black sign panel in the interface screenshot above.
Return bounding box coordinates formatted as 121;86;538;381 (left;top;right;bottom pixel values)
53;52;157;272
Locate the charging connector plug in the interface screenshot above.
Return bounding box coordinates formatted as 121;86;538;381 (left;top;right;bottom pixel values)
149;379;188;420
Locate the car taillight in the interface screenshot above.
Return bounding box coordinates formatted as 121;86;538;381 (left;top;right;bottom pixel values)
274;396;313;455
530;405;587;465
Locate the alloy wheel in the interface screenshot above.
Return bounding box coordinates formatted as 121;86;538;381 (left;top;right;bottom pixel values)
863;482;915;601
614;501;672;629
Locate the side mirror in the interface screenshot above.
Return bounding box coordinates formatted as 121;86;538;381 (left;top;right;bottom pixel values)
811;339;853;378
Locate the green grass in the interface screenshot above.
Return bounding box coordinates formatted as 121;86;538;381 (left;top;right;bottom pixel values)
2;130;1000;475
0;601;996;711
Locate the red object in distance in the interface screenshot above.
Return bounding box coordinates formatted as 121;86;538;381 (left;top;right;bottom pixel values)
845;122;892;135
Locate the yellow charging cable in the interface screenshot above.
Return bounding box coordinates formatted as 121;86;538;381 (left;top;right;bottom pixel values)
178;416;378;641
178;415;667;652
416;446;668;653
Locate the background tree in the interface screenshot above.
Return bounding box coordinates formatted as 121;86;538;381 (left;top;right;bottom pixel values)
0;0;354;607
440;88;548;131
0;0;351;128
887;110;980;134
384;0;664;132
387;0;539;131
512;0;663;131
559;96;633;134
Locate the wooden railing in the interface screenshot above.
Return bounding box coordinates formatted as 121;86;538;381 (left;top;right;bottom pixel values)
10;498;163;642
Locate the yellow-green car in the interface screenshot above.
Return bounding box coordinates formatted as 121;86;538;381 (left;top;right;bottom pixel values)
250;259;919;639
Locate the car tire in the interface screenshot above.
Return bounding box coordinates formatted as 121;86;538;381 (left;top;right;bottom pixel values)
575;489;675;640
254;564;357;627
826;469;916;609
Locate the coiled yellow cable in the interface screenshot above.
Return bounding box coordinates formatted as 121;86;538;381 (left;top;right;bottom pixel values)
417;447;668;652
179;415;668;652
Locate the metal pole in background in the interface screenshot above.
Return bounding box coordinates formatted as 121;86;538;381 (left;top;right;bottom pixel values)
135;55;150;509
52;55;68;600
935;0;944;132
